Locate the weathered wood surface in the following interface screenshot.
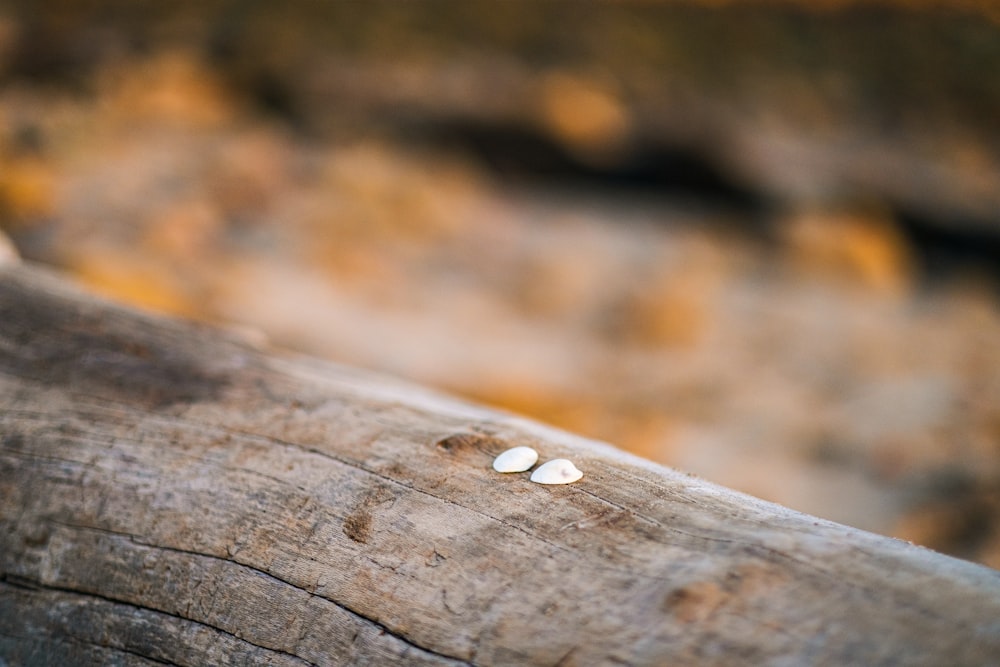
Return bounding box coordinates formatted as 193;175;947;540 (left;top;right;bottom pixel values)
1;257;1000;666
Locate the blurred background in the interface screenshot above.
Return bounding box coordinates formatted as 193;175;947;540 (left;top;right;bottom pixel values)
1;0;999;567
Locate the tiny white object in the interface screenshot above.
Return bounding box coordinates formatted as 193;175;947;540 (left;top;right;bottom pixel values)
492;446;539;473
530;459;583;485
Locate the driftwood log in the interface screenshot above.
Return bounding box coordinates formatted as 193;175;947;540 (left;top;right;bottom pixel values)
2;254;1000;666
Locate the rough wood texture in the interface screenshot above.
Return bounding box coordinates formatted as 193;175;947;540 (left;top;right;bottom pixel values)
2;259;1000;666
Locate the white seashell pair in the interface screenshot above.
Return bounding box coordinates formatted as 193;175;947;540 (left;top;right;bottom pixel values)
492;446;583;485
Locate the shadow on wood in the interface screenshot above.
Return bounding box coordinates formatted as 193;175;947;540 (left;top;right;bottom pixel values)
1;259;999;665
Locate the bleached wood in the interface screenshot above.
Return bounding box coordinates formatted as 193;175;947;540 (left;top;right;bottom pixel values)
1;261;999;666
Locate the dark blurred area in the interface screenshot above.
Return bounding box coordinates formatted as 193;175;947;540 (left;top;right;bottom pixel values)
1;0;999;567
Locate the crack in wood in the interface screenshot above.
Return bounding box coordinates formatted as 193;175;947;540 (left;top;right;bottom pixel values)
42;519;472;665
1;576;317;666
0;627;181;666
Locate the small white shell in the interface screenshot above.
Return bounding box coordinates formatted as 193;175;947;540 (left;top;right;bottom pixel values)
530;459;583;485
492;446;539;473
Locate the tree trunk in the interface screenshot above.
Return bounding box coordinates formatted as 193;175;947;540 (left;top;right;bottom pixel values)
1;257;999;666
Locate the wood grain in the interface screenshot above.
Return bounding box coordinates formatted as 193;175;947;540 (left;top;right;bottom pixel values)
2;262;999;666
